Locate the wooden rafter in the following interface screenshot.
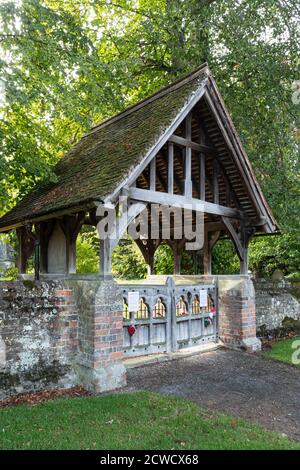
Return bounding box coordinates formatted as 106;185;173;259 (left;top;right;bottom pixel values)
195;113;242;211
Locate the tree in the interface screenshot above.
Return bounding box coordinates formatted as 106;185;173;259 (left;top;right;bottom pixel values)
0;0;299;275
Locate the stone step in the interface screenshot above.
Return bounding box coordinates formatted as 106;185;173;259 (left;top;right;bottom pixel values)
123;341;224;369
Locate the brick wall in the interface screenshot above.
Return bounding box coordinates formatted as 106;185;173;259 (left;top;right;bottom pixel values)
68;279;126;393
218;276;261;352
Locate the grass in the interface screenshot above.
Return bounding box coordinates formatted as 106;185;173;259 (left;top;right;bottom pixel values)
0;391;299;450
263;336;300;368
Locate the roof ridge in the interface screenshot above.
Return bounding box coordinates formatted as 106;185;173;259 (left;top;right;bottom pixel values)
86;63;209;137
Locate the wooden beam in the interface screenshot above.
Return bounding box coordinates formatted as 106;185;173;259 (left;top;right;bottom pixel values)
99;238;112;278
200;153;205;201
129;187;244;219
184;146;192;198
203;234;210;275
185;113;192;140
184;111;193;200
39;220;55;273
204;221;224;232
209;230;221;251
240;225;255;274
16;226;35;274
169;134;216;155
0;200;102;233
166;238;186;275
213;160;219;204
150;157;156;191
140;159;167;193
168;142;174;194
203;230;221;275
198;124;207;201
58;212;85;274
162;147;182;194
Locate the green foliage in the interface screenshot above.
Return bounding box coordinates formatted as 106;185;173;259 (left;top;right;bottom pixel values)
154;243;173;274
286;272;300;279
76;234;99;274
112;236;147;280
0;0;299;275
211;233;300;277
0;265;18;280
249;233;300;278
212;240;240;275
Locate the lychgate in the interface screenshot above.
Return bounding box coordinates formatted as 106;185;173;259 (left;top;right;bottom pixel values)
0;63;278;394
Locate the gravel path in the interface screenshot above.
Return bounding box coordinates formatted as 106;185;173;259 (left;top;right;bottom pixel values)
123;348;300;440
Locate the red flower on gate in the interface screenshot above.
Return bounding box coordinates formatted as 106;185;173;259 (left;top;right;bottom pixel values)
128;325;136;336
210;307;216;313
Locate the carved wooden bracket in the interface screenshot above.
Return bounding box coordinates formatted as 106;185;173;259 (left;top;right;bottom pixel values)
221;216;256;274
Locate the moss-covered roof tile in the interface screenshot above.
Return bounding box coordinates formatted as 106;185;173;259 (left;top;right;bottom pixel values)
0;65;208;229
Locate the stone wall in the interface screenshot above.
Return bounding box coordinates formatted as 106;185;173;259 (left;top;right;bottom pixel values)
254;279;300;334
0;281;78;399
0;238;14;275
0;278;126;399
2;275;299;399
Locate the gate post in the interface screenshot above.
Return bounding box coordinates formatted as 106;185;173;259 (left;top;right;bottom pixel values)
74;279;127;393
218;275;261;352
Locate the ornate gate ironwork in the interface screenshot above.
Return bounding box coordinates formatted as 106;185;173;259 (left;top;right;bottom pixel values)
121;277;218;357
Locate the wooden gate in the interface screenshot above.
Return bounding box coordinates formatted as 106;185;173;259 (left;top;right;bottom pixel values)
121;277;218;357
